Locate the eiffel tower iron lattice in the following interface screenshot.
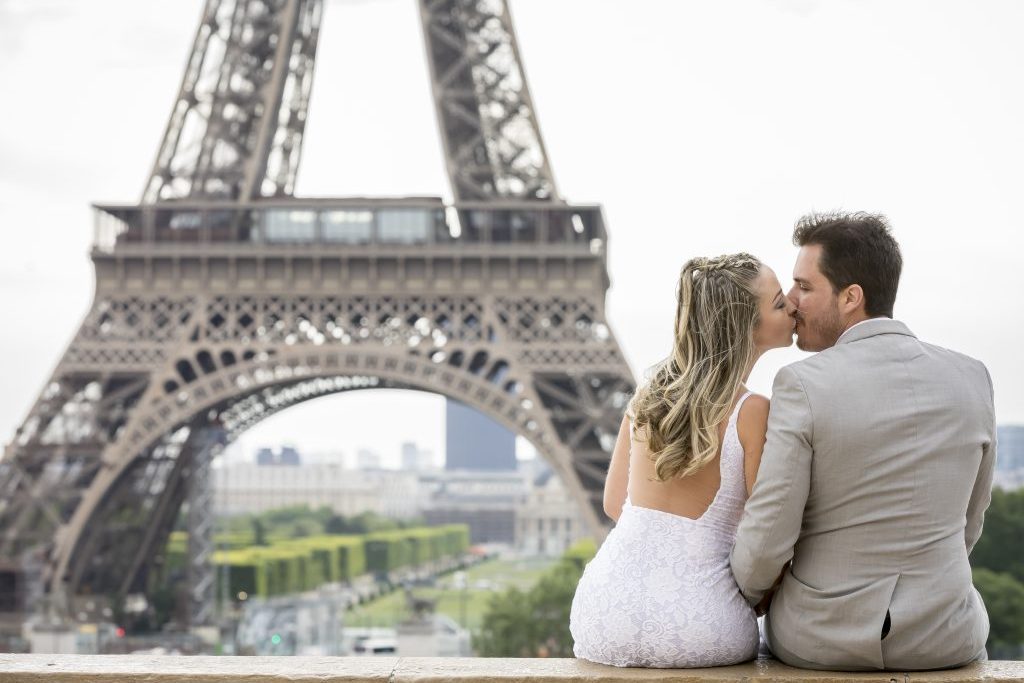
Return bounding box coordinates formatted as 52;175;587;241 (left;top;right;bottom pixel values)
0;0;635;623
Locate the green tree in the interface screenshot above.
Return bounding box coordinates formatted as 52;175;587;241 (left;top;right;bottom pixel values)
475;587;536;657
476;541;596;657
252;519;268;546
327;511;400;535
353;511;400;534
972;487;1024;584
525;561;583;657
972;568;1024;659
290;518;318;538
324;514;352;535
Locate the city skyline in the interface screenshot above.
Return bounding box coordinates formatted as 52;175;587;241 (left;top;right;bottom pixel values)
3;0;1024;465
216;391;538;470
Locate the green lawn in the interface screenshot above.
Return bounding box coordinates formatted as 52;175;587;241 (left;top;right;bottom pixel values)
344;557;555;632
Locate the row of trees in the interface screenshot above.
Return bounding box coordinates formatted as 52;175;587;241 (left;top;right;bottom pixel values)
214;505;427;544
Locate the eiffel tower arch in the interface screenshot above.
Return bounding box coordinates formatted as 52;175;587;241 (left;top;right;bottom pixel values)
0;0;635;621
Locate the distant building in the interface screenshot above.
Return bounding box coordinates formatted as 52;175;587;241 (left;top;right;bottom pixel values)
254;446;302;467
356;449;382;470
445;400;516;471
516;470;588;558
401;442;419;470
279;446;301;466
401;442;434;471
419;470;528;544
516;456;552;482
997;425;1024;471
995;425;1024;490
213;464;418;518
419;449;435;470
256;448;275;466
423;508;516;545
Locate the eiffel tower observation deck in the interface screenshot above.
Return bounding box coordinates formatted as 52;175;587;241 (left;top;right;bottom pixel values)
0;0;635;628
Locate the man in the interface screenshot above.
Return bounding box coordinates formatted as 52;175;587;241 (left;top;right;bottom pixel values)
730;212;995;671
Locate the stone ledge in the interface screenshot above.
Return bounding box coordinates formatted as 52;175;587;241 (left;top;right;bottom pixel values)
0;656;1021;683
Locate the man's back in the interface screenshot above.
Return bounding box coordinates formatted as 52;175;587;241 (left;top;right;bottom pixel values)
731;319;995;671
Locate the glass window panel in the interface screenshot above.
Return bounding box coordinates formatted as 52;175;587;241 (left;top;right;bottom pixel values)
547;211;571;242
321;210;373;244
264;209;316;243
378;209;431;244
463;210;488;242
166;210;201;230
207;209;237;242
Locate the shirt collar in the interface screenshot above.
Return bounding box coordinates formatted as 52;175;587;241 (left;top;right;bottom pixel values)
835;317;916;346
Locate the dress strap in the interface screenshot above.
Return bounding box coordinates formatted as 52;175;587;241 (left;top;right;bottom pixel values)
717;391;753;500
729;391;753;425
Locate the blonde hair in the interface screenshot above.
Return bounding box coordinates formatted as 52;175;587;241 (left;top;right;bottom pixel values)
627;253;763;482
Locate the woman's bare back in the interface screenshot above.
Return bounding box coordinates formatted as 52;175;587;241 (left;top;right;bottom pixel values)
627;418;730;520
626;391;769;519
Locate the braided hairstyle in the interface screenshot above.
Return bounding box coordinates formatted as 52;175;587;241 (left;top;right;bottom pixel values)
627;253;763;481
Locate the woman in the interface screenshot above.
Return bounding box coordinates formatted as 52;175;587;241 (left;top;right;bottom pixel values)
569;253;796;668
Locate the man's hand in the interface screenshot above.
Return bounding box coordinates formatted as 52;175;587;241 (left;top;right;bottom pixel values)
753;563;789;616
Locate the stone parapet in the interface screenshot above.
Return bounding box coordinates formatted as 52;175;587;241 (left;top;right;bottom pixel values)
0;656;1021;683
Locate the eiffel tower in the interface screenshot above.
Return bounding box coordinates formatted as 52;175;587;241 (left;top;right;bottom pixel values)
0;0;635;624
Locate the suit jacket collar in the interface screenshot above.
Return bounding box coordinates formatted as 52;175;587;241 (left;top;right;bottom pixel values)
835;317;916;346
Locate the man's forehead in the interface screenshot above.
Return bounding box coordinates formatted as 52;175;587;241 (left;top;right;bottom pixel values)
793;245;821;279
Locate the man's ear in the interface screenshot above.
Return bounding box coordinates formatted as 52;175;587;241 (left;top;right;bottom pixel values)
840;284;865;315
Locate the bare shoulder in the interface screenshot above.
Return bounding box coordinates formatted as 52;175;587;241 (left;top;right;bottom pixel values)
736;393;769;448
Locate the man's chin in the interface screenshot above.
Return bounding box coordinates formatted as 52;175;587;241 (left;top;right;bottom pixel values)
795;334;820;352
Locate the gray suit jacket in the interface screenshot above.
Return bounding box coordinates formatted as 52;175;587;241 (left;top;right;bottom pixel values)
731;319;995;671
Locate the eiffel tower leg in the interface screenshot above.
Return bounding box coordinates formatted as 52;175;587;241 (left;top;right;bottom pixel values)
529;368;634;529
186;427;225;627
0;299;153;617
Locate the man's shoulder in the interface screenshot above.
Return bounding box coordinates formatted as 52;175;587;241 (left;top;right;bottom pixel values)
781;335;990;385
916;338;988;372
916;340;993;396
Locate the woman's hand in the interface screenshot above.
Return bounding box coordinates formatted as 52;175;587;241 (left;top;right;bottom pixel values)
754;562;790;616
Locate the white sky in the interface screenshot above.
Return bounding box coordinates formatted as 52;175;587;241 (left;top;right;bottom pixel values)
1;0;1022;468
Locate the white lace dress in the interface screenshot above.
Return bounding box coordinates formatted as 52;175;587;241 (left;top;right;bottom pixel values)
570;392;759;668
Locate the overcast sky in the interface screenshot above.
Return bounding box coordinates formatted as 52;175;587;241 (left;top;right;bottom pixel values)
1;0;1022;467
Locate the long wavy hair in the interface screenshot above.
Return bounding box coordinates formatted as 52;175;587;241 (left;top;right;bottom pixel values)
627;253;763;482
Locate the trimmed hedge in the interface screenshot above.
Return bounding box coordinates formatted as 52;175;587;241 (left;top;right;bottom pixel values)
185;525;468;601
213;548;270;600
273;535;366;584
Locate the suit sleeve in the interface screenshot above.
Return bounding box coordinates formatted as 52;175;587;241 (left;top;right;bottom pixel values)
965;363;997;555
730;365;814;606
